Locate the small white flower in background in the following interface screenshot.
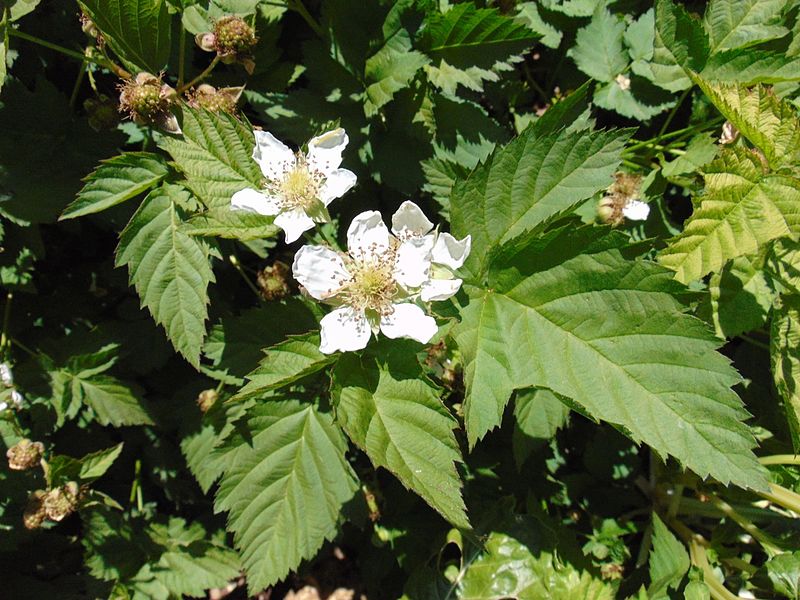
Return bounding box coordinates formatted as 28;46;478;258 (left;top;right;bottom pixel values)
621;199;650;221
615;73;631;91
719;121;739;145
0;362;23;412
292;202;470;354
0;362;13;387
231;128;357;243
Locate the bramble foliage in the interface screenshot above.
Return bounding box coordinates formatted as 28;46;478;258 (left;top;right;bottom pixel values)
3;1;800;599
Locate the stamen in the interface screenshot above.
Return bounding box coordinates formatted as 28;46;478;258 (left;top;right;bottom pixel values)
265;152;326;211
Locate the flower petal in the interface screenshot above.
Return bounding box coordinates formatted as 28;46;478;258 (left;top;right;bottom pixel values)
347;211;390;259
307;128;349;174
275;208;316;243
319;168;357;205
320;306;371;354
394;235;434;289
622;199;650;221
253;130;295;180
292;245;350;300
431;233;471;269
391;200;433;238
231;188;281;215
380;303;438;344
421;278;462;302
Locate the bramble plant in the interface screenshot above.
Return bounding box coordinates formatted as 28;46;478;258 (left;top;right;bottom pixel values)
3;0;800;599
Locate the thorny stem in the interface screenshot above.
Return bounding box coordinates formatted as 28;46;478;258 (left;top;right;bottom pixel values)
177;55;220;94
288;0;324;38
760;454;800;466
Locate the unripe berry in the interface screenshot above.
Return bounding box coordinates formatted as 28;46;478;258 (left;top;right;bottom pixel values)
186;84;242;114
23;490;47;530
7;438;44;471
196;389;219;413
256;261;292;301
212;16;257;57
118;72;179;132
43;482;81;522
84;94;120;131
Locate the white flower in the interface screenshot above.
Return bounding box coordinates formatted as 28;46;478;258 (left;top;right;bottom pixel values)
390;201;471;302
292;208;441;354
615;73;631;91
622;199;650;221
0;362;13;387
231;128;357;243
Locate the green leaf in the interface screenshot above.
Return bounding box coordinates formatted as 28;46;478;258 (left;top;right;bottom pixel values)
75;376;153;427
512;388;570;467
160;107;263;209
214;400;358;593
765;551;800;599
684;581;712;600
648;514;689;597
593;76;676;120
78;0;172;73
331;340;469;528
61;153;170;220
691;79;800;169
701;255;775;339
450;124;631;278
459;522;614;599
517;2;562;49
49;443;124;486
625;9;655;63
771;297;800;452
704;0;789;52
701;49;800;86
659;146;800;283
454;225;768;490
116;184;215;367
538;0;604;18
185;207;279;240
568;8;628;83
234;333;336;401
640;0;709;92
661;134;717;178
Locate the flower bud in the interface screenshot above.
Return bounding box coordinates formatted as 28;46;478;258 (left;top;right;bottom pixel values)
43;482;81;522
719;121;739;145
186;84;243;114
84;94;120;131
213;16;257;58
196;389;219;413
7;439;44;471
256;261;292;301
597;172;643;226
195;32;217;53
615;74;631;91
0;362;14;387
118;72;179;133
23;490;47;530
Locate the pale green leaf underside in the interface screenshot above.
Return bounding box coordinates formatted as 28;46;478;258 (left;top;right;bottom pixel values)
771;297;800;452
332;344;469;528
160;107;263;209
568;9;627;83
455;229;767;490
62;152;170;220
450;125;630;277
116;184;215;367
214;400;358;593
659;147;800;283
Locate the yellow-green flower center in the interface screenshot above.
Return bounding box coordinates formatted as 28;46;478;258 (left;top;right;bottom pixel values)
267;154;325;212
342;258;397;315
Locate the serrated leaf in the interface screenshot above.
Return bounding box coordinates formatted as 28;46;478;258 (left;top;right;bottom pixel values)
76;376;153;427
593;76;675;120
61;153;170;220
625;9;655;62
512;388;569;467
648;514;689;597
214;400;358;593
704;0;789;52
771;297;800;452
702;49;800;86
568;8;628;83
49;443;123;486
517;2;561;49
78;0;171;73
661;134;718;178
691;78;800;169
185;206;279;240
454;225;768;490
450;124;630;278
234;333;335;401
764;551;800;599
116;184;215;367
643;0;709;92
160;107;263;209
539;0;604;18
659;146;800;283
331;340;469;528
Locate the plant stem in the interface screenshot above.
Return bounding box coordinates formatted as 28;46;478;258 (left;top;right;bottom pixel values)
288;0;324;38
689;537;740;600
228;254;263;300
655;88;691;143
177;56;219;94
0;292;12;357
759;483;800;515
69;61;87;109
178;26;187;88
708;493;782;557
760;454;800;466
740;333;770;351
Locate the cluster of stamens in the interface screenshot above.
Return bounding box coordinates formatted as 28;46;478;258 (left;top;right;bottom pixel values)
337;242;400;317
265;153;326;211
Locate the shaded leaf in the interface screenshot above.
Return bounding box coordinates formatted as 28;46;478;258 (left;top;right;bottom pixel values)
771;297;800;452
648;514;689;597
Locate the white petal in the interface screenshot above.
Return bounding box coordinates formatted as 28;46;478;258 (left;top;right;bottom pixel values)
319;168;357;205
380;304;438;344
421;278;462;302
0;363;13;387
307;128;349;174
275;208;315;243
391;201;433;238
394;235;434;289
431;233;471;270
292;245;350;300
10;390;22;408
0;402;7;411
347;211;390;259
231;188;281;216
253;130;295;180
622;199;650;221
320;306;371;354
